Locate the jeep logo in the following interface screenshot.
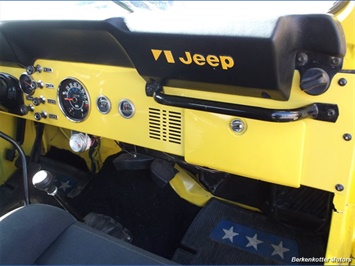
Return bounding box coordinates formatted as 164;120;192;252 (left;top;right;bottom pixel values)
151;49;234;70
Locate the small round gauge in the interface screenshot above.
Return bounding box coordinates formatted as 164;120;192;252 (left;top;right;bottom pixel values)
19;73;37;95
57;78;90;122
118;99;135;119
96;95;111;114
69;133;92;153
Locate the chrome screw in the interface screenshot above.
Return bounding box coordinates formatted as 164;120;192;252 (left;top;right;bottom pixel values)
343;134;352;141
230;119;246;133
338;78;347;86
335;184;344;192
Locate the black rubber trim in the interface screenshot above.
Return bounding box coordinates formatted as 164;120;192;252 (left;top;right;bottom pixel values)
153;90;339;123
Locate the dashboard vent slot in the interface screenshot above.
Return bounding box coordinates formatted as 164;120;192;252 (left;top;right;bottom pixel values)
149;108;182;144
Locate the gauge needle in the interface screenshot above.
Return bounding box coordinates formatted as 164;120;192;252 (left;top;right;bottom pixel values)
64;98;73;101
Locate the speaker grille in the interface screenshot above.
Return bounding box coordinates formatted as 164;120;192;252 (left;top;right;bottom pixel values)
149;108;182;144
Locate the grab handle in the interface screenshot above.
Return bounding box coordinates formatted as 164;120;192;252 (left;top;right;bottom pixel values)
152;90;338;123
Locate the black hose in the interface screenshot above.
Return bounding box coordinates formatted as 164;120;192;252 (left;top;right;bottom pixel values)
0;131;30;205
29;123;44;164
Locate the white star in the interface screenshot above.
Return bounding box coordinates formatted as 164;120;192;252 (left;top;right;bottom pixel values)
59;180;71;192
222;226;239;243
246;233;263;250
271;241;290;259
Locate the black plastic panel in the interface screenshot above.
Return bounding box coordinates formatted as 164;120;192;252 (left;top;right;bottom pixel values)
107;15;345;100
0;20;133;67
0;73;24;115
0;14;346;100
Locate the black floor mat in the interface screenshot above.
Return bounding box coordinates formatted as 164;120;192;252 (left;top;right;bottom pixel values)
0;156;91;216
62;153;201;259
173;198;327;265
0;151;200;260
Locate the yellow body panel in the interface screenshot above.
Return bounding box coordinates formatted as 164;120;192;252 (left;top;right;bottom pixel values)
184;111;305;187
170;164;213;207
0;61;184;157
1;62;353;194
0;1;354;262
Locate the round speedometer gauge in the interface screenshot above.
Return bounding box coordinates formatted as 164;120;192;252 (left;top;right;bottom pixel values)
58;78;90;122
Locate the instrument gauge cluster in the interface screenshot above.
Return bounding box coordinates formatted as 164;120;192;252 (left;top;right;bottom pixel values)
18;68;137;124
57;78;90;122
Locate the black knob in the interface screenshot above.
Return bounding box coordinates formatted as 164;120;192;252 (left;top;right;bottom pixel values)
32;170;57;195
32;96;45;106
20;105;29;115
26;65;42;75
34;111;47;120
19;104;34;115
34;112;42;120
300;68;330;95
32;98;40;106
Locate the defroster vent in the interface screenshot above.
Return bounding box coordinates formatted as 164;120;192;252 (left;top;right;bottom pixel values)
149;108;182;144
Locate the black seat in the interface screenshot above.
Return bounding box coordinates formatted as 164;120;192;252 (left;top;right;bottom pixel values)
0;204;176;265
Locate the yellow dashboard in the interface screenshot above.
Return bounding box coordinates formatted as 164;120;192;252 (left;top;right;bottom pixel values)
1;60;184;156
1;59;354;211
1;5;355;263
0;8;354;213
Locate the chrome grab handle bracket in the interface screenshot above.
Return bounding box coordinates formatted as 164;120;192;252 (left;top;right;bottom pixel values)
151;89;338;123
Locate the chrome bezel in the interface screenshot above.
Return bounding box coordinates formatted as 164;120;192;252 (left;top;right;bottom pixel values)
96;95;111;114
57;77;90;123
19;72;36;96
118;99;135;119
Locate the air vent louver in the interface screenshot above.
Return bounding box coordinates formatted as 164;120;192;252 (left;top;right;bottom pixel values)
149;108;182;144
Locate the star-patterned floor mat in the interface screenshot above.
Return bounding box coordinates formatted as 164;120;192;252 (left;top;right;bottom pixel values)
173;198;327;265
40;156;94;198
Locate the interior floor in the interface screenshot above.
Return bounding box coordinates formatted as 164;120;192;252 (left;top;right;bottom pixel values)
0;146;330;264
0;147;200;259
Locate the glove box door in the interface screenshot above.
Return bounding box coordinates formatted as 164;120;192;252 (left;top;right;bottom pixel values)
184;110;306;187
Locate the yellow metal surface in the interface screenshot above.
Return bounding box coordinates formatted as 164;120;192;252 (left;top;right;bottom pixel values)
324;3;355;262
181;70;354;195
0;62;353;195
184;111;305;187
170;164;213;207
0;60;184;157
0;3;354;260
170;164;262;213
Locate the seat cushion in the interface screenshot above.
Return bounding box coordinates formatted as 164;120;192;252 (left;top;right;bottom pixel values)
0;204;175;265
0;204;76;264
36;222;175;265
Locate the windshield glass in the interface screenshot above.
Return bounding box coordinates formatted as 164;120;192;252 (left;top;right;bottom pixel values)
0;1;345;21
0;1;128;21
